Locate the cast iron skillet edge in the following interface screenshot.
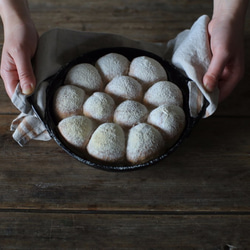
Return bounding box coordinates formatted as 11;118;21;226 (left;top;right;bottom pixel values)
28;47;208;171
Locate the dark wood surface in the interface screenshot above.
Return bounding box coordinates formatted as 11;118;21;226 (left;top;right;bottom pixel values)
0;0;250;249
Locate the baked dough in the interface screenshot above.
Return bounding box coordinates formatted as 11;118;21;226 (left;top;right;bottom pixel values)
144;80;183;108
126;123;165;164
105;75;143;103
65;63;103;94
54;52;187;166
53;85;86;121
147;104;185;144
128;56;168;89
87;123;126;162
114;100;148;128
95;53;130;83
83;92;116;122
58;115;95;150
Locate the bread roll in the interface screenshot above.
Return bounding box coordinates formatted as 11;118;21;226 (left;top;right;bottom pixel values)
53;52;188;166
83;92;115;122
53;85;86;121
95;53;130;83
58;115;95;150
144;80;183;108
147;104;185;144
114;100;148;128
128;56;167;89
126;123;165;164
87;123;126;162
65;63;103;94
105;75;143;103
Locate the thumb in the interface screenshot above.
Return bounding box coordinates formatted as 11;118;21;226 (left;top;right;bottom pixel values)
203;53;228;92
15;51;36;95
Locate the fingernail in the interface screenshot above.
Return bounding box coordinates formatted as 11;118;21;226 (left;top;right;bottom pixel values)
204;82;214;92
22;83;34;95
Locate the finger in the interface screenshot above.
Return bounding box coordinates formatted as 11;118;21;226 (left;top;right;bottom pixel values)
0;54;19;98
218;63;244;102
1;68;19;98
14;50;36;95
203;52;228;92
218;80;235;102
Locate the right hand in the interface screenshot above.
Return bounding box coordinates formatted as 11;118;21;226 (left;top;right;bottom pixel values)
1;19;38;98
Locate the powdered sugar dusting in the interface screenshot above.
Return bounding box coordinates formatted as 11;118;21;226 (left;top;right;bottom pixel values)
144;80;183;108
105;75;143;102
129;56;168;89
58;115;95;148
53;85;86;120
95;53;130;83
147;104;185;143
87;123;126;162
126;123;165;164
83;92;115;122
54;52;186;165
65;63;103;94
114;100;148;128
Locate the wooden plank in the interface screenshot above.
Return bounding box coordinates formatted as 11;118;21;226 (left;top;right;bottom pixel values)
0;212;249;249
1;114;250;211
0;0;249;248
27;0;213;13
0;80;19;115
25;0;212;42
0;0;249;116
1;47;250;117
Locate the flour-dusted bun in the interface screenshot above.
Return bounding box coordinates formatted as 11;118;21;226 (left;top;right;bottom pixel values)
128;56;168;89
105;76;143;103
147;104;186;144
65;63;103;94
114;100;148;129
95;53;130;83
58;115;95;150
53;85;86;121
126;123;165;164
144;80;183;108
52;52;189;166
87;123;126;162
83;92;115;123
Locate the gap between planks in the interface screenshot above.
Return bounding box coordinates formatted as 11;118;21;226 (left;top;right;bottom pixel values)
0;208;250;216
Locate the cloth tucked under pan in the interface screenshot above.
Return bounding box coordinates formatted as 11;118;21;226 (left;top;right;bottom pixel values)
10;15;219;146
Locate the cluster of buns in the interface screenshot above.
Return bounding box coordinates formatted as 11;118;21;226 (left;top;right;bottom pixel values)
53;53;185;165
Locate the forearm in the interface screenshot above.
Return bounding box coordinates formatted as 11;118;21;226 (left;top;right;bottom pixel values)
213;0;249;21
0;0;31;28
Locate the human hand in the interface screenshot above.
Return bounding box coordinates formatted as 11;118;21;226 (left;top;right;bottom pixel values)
1;18;38;98
203;1;248;102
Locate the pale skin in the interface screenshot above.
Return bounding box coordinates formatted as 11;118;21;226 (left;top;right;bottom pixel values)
0;0;38;98
0;0;249;101
203;0;249;101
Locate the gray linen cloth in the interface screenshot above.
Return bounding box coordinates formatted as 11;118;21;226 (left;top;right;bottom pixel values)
10;15;219;146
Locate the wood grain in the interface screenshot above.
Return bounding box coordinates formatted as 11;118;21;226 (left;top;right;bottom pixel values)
0;115;249;212
0;212;249;249
0;0;250;248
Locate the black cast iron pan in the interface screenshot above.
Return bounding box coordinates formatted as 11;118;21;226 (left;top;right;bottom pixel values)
28;47;208;171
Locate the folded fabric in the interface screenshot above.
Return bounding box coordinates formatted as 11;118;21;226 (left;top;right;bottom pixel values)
165;15;219;117
10;14;219;146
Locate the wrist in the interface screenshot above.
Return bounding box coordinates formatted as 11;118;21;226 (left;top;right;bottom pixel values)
213;0;249;29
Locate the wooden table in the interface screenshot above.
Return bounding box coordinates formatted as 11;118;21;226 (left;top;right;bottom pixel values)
0;0;250;249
